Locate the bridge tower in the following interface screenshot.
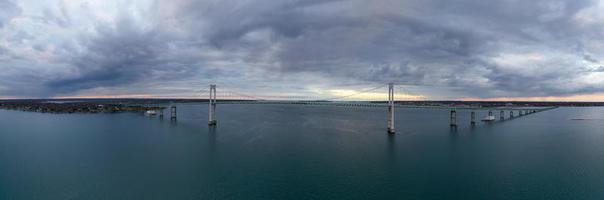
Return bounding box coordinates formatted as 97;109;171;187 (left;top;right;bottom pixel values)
387;83;395;134
208;84;217;126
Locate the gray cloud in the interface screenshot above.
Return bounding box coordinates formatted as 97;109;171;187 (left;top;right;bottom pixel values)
168;0;600;97
584;54;599;63
0;46;7;55
590;66;604;72
1;0;604;99
45;16;201;94
0;0;21;28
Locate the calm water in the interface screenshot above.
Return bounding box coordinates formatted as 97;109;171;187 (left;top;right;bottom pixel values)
1;105;604;200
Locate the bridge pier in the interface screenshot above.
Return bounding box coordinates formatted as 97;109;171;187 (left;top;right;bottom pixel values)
170;105;177;120
500;110;505;121
510;110;514;118
450;109;457;128
159;109;164;120
387;83;395;134
208;84;217;126
471;111;476;126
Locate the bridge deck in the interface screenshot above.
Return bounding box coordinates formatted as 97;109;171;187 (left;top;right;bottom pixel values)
215;101;556;111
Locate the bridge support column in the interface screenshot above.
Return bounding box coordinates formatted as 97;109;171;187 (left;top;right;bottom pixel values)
450;109;457;128
170;106;177;120
159;109;164;120
488;110;493;118
500;110;505;121
510;110;514;118
470;111;476;126
208;84;217;126
387;83;395;134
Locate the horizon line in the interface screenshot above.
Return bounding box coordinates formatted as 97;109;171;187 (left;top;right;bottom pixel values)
1;97;604;103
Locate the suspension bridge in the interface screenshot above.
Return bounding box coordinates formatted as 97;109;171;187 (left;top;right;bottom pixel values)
161;83;556;134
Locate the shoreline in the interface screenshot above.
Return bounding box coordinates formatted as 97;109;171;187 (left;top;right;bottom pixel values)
0;102;164;114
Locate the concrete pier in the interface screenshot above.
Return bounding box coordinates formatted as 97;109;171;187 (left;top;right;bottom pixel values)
387;83;395;134
159;109;164;120
450;109;457;128
208;84;217;126
444;107;556;126
170;106;177;120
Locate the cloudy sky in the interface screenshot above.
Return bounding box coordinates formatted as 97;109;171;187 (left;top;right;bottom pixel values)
1;0;604;101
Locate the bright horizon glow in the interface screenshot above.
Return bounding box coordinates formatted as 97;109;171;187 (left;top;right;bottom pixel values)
462;93;604;102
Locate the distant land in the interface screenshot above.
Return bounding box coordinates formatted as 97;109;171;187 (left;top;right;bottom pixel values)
1;99;603;114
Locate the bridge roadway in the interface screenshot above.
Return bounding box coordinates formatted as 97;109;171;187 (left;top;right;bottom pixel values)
215;100;557;111
149;99;556;130
189;84;558;130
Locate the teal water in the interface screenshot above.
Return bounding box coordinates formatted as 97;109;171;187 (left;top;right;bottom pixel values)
1;105;604;199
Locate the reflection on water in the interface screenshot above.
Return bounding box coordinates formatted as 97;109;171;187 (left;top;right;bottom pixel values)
387;134;396;161
208;126;217;154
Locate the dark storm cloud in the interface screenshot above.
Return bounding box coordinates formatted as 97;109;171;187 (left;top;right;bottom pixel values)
584;54;599;63
0;0;21;28
173;0;346;42
169;0;493;79
45;16;200;93
590;66;604;72
274;16;491;78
